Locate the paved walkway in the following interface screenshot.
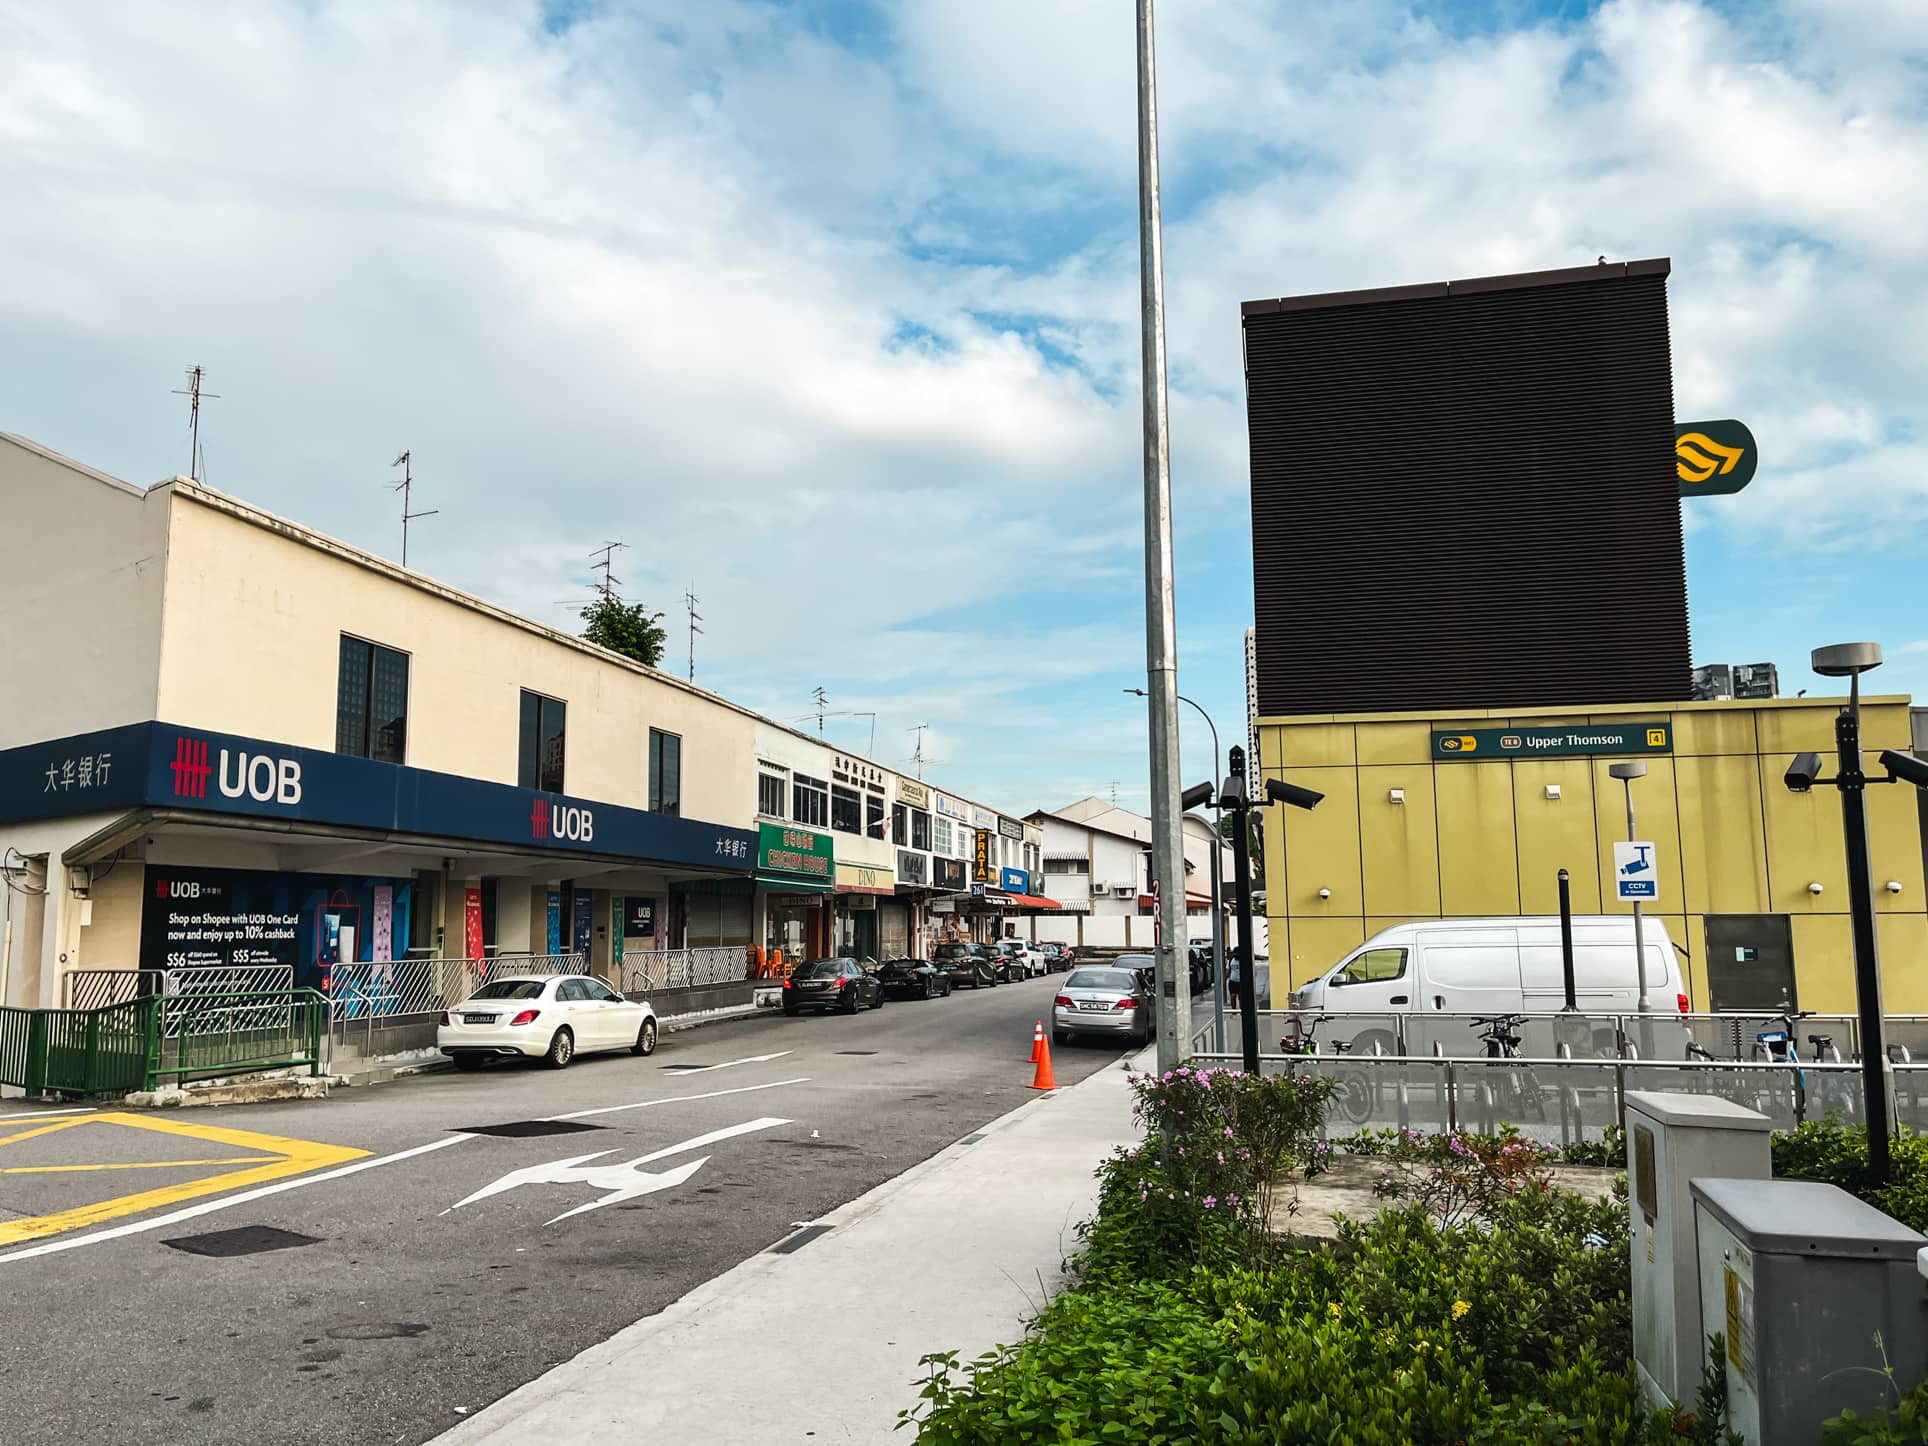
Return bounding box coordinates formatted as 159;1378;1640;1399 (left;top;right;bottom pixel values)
435;1042;1148;1446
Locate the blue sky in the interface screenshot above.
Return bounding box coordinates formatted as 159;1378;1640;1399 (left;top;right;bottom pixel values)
2;0;1924;814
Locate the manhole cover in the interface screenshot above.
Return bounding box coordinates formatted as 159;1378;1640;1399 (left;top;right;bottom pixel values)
163;1225;321;1258
835;1050;878;1056
455;1120;603;1138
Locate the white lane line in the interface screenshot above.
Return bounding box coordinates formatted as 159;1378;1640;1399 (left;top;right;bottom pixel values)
666;1050;792;1076
545;1076;810;1122
0;1108;98;1126
0;1134;473;1266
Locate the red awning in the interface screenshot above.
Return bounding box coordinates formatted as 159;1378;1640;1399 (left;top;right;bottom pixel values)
1140;893;1216;909
988;892;1062;910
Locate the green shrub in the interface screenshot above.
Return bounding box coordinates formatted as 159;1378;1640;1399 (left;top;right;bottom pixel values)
905;1185;1700;1444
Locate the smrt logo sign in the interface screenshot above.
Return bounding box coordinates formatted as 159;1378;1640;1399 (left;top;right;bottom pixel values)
172;737;302;805
531;796;594;844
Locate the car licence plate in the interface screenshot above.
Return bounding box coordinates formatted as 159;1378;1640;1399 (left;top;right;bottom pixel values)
1079;1000;1112;1011
463;1013;498;1024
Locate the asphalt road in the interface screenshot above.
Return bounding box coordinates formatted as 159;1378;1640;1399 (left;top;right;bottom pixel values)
0;971;1131;1446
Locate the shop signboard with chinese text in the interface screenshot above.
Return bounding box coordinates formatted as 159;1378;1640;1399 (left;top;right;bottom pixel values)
896;778;930;809
757;822;834;884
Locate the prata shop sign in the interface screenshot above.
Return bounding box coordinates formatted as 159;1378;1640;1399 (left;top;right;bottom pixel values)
1431;722;1673;761
0;723;758;873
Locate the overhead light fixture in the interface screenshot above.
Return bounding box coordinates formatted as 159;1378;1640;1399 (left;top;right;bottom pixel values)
1387;788;1405;805
1544;784;1562;801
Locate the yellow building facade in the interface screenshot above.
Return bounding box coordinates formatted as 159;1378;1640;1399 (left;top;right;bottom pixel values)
1255;697;1928;1015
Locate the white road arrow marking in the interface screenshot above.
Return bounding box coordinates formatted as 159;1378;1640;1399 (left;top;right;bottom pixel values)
449;1116;792;1224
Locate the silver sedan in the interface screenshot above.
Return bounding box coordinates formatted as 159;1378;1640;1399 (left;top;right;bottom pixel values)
1052;964;1153;1046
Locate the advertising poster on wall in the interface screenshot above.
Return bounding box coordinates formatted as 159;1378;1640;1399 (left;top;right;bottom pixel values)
140;865;414;990
464;887;484;960
546;890;562;954
572;891;593;958
625;898;657;937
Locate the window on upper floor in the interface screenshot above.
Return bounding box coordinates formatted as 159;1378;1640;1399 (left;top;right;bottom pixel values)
1045;855;1089;875
831;784;863;835
890;802;907;846
933;817;952;854
868;795;888;841
336;634;410;764
910;809;931;851
648;729;681;816
758;768;787;819
517;689;567;793
793;774;829;829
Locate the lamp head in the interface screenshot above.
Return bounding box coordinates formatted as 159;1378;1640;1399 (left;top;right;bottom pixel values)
1812;642;1883;678
1607;761;1647;782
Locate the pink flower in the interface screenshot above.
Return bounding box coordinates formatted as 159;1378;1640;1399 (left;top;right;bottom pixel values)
1224;1127;1235;1138
1203;1195;1218;1209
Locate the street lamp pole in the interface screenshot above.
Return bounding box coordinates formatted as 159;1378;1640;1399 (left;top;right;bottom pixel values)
1132;0;1189;1075
1129;687;1228;1053
1607;762;1651;1013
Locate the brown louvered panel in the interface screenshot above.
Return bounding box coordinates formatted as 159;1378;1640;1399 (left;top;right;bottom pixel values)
1242;261;1691;718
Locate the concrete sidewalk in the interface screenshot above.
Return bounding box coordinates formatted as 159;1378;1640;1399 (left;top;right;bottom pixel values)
436;1044;1148;1446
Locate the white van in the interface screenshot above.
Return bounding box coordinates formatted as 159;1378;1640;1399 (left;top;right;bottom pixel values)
1291;917;1688;1057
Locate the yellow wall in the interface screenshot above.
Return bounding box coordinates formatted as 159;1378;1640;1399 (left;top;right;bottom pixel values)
1257;697;1928;1013
157;495;760;824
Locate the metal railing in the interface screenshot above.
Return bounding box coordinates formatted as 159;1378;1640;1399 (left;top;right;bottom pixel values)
59;965;296;1012
617;947;746;995
1185;1048;1928;1149
62;969;165;1011
1190;1008;1928;1064
327;953;582;1061
149;989;325;1087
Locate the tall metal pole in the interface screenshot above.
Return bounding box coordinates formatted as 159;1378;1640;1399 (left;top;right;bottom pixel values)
1135;0;1189;1073
1558;868;1577;1012
1836;684;1893;1181
1207;831;1226;1053
1227;748;1261;1073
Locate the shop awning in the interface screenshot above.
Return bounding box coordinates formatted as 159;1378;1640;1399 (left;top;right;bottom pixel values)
1140;893;1217;909
988;892;1063;910
756;873;834;895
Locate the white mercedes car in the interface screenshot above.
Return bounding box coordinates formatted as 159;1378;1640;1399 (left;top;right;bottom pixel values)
438;974;657;1071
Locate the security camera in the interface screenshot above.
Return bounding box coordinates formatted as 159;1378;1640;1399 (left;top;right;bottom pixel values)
1808;882;1825;896
1785;753;1825;793
1887;881;1905;895
1266;778;1325;811
1880;750;1928;789
1180;782;1215;811
1317;887;1331;901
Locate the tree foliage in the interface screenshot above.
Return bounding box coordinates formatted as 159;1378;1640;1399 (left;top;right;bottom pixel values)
581;592;667;668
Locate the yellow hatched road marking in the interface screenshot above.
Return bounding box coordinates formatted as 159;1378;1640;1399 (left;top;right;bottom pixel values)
0;1112;368;1246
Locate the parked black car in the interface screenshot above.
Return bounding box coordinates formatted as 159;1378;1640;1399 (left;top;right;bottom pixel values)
933;941;997;989
875;957;952;1000
782;957;883;1015
987;941;1023;983
1039;941;1074;973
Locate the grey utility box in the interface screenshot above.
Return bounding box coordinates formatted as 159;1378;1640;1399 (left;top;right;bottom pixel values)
1626;1091;1772;1408
1694;1177;1928;1443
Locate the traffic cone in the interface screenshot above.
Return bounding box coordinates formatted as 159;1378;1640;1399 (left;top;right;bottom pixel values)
1031;1020;1045;1063
1029;1034;1058;1091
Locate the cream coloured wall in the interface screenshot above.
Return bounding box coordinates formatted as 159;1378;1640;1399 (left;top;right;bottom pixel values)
154;492;758;825
0;436;171;749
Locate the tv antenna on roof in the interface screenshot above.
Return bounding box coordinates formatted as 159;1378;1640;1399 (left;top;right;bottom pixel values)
684;586;703;683
390;450;438;567
171;365;219;482
909;724;931;779
589;541;627;598
811;686;828;735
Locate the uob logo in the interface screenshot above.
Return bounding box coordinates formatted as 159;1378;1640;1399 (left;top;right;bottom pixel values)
532;796;593;843
174;737;302;805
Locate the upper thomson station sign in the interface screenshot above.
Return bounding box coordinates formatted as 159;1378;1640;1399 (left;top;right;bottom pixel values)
1431;723;1673;760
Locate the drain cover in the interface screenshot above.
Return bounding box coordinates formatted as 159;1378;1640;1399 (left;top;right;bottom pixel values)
164;1225;320;1257
770;1224;832;1254
455;1120;603;1138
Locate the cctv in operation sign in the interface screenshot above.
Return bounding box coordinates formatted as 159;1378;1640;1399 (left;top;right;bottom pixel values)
1432;723;1674;760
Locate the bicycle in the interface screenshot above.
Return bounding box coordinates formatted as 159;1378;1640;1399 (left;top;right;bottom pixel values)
1751;1012;1855;1125
1469;1013;1547;1131
1282;1016;1377;1125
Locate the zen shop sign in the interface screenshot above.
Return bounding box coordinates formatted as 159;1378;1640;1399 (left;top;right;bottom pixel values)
1432;723;1673;761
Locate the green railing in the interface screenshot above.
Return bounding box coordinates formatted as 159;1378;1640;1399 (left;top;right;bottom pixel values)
0;991;323;1097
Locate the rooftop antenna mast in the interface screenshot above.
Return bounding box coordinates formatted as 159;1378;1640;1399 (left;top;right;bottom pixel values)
811;686;828;736
390;450;438;567
589;541;627;599
909;724;930;779
1109;780;1121;806
683;586;703;683
171;365;219;482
